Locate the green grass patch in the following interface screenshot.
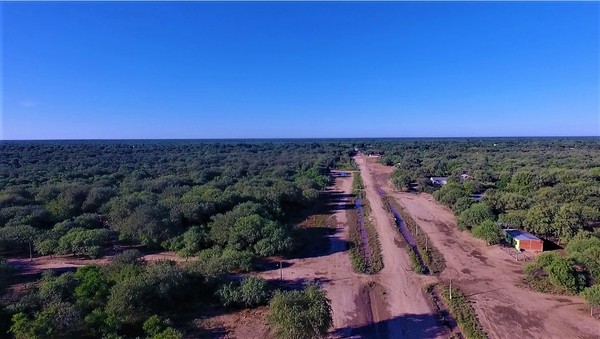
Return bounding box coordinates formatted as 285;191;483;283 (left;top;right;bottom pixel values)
408;247;425;274
347;207;368;273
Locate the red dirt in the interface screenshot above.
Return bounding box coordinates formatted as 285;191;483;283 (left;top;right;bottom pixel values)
367;159;600;339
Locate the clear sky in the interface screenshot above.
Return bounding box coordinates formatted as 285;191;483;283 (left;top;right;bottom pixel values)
2;1;599;139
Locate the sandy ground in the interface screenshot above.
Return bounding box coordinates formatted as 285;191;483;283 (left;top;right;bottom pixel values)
353;155;448;339
7;251;185;275
367;159;600;339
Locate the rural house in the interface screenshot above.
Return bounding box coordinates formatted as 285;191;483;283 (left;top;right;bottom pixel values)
429;176;448;185
503;229;544;252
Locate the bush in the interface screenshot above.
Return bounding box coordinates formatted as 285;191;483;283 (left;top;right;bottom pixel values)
546;257;585;293
217;276;271;308
524;253;585;294
268;284;332;339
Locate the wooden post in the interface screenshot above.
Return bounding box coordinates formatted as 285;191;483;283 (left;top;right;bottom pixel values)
449;278;452;300
280;261;283;280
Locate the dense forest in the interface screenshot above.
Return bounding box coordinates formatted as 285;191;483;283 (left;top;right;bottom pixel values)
372;138;600;298
0;140;351;337
2;138;600;336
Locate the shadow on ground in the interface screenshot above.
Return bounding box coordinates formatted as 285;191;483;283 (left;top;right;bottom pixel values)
333;313;448;339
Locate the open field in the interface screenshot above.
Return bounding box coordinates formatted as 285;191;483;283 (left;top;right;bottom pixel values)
367;158;600;339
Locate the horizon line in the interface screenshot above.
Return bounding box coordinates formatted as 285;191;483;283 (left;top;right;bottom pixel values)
1;135;599;142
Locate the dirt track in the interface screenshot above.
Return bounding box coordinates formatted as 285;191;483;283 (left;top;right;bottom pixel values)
367;160;600;339
259;171;384;337
354;155;447;339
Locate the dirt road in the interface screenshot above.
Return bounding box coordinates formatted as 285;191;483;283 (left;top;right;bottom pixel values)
354;154;447;339
259;172;384;337
367;160;600;339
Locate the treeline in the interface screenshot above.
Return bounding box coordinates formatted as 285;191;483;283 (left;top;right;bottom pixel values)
370;138;600;300
0;141;354;260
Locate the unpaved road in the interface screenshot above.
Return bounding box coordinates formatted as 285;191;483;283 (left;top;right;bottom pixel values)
354;154;447;339
367;159;600;339
259;171;386;338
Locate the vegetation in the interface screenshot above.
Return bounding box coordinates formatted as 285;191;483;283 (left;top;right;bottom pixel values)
471;220;502;245
217;276;271;308
363;201;384;273
384;196;445;274
347;172;383;274
437;283;487;339
581;284;600;316
268;283;333;339
524;253;586;294
0;140;355;337
408;247;424;274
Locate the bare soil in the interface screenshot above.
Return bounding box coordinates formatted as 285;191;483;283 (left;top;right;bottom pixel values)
367;159;600;339
7;251;185;275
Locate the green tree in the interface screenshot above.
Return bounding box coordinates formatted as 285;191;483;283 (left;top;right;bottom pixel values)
57;228;111;258
75;265;112;310
452;197;473;215
458;203;494;230
554;203;585;243
566;232;600;282
546;256;585;293
392;173;413;191
143;315;183;339
581;284;600;317
268;284;332;339
10;312;35;339
472;220;502;245
525;204;556;238
0;225;40;260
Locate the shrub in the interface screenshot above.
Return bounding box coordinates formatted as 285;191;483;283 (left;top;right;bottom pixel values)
268;284;332;339
217;276;271;308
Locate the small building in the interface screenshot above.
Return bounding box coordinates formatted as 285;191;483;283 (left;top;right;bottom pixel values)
460;174;472;181
430;176;448;186
503;229;543;252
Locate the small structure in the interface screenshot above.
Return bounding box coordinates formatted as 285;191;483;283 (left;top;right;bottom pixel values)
430;176;448;186
503;229;543;252
460;174;472;181
469;193;484;201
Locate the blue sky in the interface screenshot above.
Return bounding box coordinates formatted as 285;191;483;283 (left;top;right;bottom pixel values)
2;2;599;139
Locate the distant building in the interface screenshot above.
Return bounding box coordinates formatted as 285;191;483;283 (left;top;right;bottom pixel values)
469;193;484;201
503;229;543;252
460;174;472;181
430;176;448;185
